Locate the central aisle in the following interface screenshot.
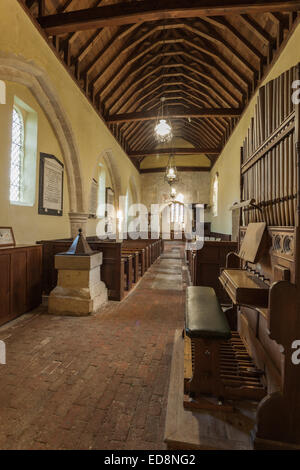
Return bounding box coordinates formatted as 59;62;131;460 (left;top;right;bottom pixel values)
0;242;187;450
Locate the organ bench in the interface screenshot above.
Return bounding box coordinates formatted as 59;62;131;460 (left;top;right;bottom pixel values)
184;286;266;412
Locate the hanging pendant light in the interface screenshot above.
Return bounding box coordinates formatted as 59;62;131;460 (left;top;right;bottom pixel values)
170;187;177;199
164;154;179;186
154;97;172;143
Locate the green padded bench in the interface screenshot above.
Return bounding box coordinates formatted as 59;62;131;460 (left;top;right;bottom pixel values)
185;286;231;340
184;286;231;408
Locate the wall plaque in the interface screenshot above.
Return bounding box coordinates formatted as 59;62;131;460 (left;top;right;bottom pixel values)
38;153;64;216
0;227;15;247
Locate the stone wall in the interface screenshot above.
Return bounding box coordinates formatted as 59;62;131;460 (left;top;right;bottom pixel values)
141;171;211;221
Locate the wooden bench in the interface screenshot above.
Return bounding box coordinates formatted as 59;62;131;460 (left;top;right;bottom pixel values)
184;286;266;411
121;253;133;291
123;238;163;270
122;249;140;283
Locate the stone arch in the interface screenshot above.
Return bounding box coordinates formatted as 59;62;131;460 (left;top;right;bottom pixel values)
0;53;85;216
129;174;139;205
101;149;122;209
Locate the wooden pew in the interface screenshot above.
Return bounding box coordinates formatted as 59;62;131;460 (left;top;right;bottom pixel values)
123;238;162;269
122;249;140;283
187;240;238;303
37;236;163;301
122;253;133;291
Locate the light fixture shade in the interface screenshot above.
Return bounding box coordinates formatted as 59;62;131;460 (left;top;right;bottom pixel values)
154;119;172;143
164;154;179;186
170;187;177;199
154;97;172;143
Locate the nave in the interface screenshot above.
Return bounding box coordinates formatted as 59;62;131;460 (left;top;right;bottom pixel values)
2;0;300;453
0;243;185;450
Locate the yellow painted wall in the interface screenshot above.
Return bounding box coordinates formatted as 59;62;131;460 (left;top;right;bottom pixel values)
0;0;141;242
210;21;300;235
0;81;71;244
141;136;211;169
141;154;211;169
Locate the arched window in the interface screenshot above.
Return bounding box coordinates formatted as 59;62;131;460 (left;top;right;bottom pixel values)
212;172;219;217
170;202;184;224
10;107;24;202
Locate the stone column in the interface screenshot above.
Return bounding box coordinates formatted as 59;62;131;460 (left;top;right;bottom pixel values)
69;212;89;238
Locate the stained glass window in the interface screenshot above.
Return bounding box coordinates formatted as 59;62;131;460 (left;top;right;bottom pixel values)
10;107;24;202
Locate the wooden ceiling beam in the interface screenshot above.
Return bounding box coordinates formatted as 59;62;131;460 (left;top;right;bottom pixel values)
202;16;265;63
123;77;232;125
133;79;217;115
182;35;251;89
93;38;183;96
181;121;218;148
183;19;257;76
140;166;211;174
104;44;245;111
137;84;228;131
239;14;274;46
107;107;241;123
110;60;241;114
38;1;300;35
97;35;250;106
129;147;221;158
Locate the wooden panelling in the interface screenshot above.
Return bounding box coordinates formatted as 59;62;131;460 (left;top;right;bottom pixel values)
189;241;238;303
0;254;11;326
11;251;27;318
0;245;42;327
26;246;43;311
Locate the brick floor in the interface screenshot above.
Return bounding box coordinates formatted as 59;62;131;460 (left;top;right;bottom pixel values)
0;242;187;450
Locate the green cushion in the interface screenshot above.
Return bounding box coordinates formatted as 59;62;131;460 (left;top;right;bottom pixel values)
185;287;231;340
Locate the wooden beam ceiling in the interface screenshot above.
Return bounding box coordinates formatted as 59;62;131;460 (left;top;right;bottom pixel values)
22;0;300;172
38;1;300;34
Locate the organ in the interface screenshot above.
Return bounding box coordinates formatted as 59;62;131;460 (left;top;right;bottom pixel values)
169;63;300;451
219;63;300;449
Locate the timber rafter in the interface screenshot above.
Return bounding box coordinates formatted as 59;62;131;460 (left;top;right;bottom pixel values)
22;0;300;171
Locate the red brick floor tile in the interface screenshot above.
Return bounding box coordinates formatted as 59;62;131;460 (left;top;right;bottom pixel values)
0;242;185;450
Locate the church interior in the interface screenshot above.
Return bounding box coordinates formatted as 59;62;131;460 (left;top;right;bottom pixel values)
1;0;300;451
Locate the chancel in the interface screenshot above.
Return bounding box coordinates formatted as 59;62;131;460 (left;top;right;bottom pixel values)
1;0;300;452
